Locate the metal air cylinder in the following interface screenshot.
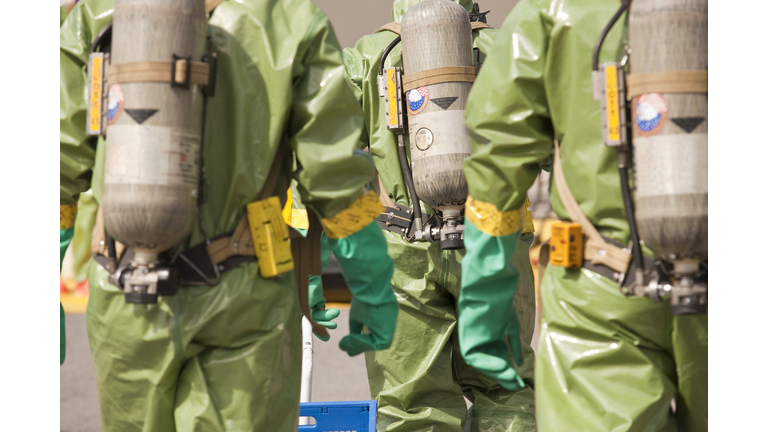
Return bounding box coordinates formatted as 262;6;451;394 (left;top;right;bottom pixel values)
102;0;207;260
629;0;708;267
401;0;473;222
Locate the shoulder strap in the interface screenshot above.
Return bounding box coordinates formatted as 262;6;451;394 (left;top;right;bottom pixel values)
206;0;226;13
553;140;631;273
471;22;492;30
256;141;288;201
375;22;401;35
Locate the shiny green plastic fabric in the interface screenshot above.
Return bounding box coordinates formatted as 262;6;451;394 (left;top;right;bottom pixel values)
61;0;373;430
463;0;708;430
343;3;536;429
60;227;74;268
538;266;707;431
328;221;397;357
61;227;74;365
72;191;97;282
459;220;525;391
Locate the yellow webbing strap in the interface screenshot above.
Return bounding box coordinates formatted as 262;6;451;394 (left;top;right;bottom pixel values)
282;187;310;230
282;187;294;226
108;60;210;87
464;196;526;237
402;66;476;92
523;196;535;234
626;70;708;99
374;21;493;35
60;204;77;230
553;140;631;273
321;190;385;239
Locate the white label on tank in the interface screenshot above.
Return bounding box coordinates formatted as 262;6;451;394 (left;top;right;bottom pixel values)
633;133;707;197
172;131;201;186
408;110;470;159
105;125;200;187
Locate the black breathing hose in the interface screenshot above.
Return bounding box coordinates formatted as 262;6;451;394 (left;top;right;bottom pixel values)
90;22;113;54
593;0;644;282
398;144;423;223
379;36;401;76
592;0;630;71
618;151;644;279
378;35;424;225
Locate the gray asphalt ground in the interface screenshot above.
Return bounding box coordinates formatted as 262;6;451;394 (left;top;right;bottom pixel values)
60;309;370;432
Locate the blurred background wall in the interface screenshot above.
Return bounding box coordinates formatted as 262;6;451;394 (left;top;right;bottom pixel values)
313;0;521;48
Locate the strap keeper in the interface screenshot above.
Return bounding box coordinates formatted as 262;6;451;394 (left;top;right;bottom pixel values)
171;54;192;89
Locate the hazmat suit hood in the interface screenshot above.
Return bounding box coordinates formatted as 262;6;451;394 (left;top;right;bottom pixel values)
392;0;474;23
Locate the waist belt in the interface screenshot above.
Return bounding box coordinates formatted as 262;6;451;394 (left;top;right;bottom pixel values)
582;236;658;288
90;140;331;339
552;140;632;274
539;235;660;289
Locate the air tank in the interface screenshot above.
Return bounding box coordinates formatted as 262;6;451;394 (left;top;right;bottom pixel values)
102;0;207;264
401;0;473;223
629;0;708;270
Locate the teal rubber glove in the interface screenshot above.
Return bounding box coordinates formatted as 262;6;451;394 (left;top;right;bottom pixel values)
458;219;525;390
308;232;340;342
60;227;74;366
327;221;397;356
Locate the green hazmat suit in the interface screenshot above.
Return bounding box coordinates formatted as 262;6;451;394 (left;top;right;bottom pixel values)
286;181;341;342
71;191;98;284
342;1;536;430
60;0;396;430
60;0;76;366
462;0;708;431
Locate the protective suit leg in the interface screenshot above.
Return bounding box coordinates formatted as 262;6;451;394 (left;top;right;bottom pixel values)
86;261;301;432
536;264;708;432
453;233;536;432
72;192;98;283
672;314;708;432
364;231;536;431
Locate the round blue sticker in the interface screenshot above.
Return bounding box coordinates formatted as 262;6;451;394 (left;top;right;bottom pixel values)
407;87;429;115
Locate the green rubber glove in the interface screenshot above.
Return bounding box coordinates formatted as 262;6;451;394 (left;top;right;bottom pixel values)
60;227;74;366
458;219;525;390
327;221;397;356
298;230;341;342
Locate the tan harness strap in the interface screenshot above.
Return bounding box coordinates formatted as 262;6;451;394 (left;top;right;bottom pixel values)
374;21;492;35
471;22;492;30
373;171;397;209
402;66;476;92
362;147;397;209
206;216;254;266
91;207;126;263
205;142;288;264
626;70;708;99
108;60;210;87
553;140;631;273
375;22;401;35
206;0;226;13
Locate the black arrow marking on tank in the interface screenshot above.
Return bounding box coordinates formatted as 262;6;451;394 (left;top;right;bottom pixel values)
125;109;159;124
431;97;458;110
670;117;705;133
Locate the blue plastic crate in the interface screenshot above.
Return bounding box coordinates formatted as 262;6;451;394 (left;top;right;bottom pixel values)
298;400;377;432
